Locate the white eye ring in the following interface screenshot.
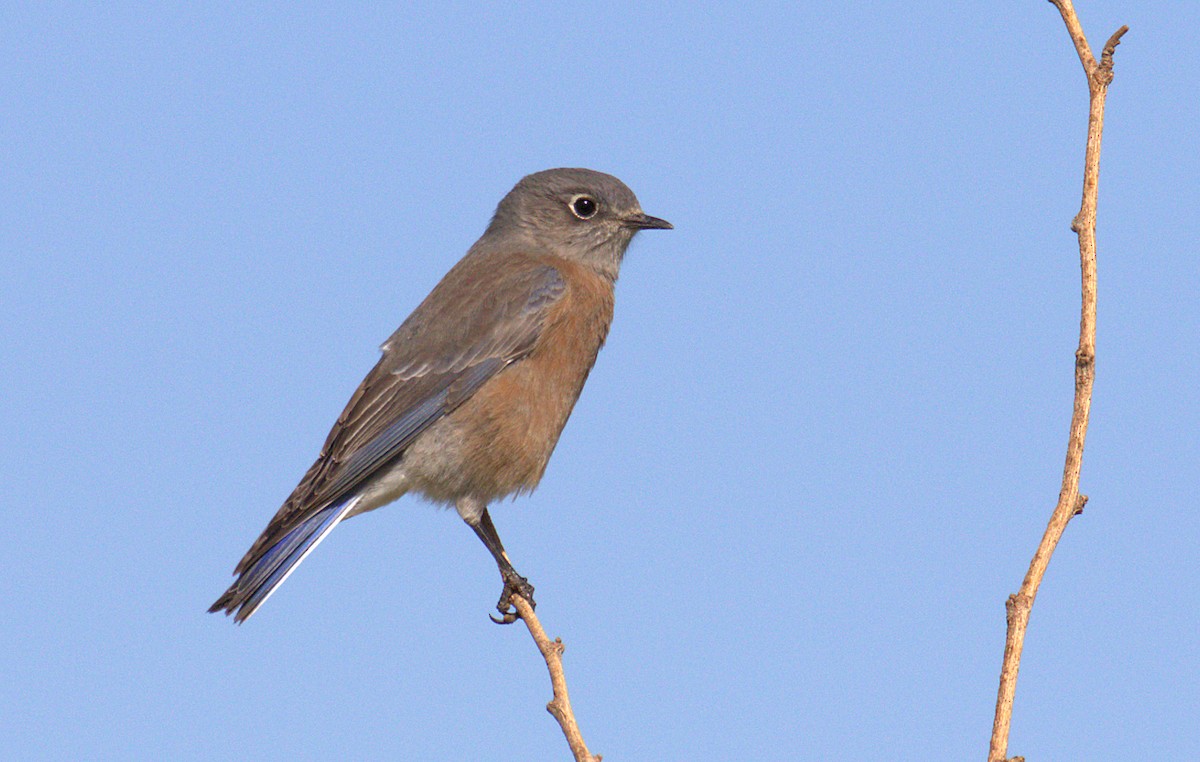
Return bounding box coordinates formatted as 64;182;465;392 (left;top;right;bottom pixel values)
569;194;599;219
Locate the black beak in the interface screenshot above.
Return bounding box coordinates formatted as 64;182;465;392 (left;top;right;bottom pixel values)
624;213;673;230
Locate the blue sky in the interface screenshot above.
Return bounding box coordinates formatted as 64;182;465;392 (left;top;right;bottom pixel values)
2;2;1196;760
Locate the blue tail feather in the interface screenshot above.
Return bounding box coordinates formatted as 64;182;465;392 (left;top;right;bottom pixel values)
228;497;358;622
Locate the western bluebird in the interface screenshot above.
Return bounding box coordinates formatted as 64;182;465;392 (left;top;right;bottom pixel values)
210;168;671;623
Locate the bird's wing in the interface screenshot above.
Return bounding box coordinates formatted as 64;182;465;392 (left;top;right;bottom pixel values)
215;253;566;595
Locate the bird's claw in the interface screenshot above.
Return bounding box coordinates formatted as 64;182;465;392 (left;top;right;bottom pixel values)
489;570;535;625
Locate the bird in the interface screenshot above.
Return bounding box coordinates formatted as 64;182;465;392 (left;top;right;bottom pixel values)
210;168;672;624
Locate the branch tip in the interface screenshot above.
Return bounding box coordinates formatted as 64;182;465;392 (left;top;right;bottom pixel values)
1100;26;1129;68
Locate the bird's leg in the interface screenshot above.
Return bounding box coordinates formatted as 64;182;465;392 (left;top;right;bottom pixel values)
469;508;535;624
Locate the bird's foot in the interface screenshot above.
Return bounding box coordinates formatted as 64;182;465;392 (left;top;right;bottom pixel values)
489;570;535;625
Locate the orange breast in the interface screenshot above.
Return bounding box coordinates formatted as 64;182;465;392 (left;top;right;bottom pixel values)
446;256;615;500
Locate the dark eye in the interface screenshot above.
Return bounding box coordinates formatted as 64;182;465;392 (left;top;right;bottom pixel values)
570;195;598;219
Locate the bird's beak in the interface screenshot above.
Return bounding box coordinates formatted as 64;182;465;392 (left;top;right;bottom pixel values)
624;212;673;230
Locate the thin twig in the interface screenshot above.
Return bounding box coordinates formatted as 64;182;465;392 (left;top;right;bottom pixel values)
1100;26;1130;70
511;594;601;762
987;4;1125;761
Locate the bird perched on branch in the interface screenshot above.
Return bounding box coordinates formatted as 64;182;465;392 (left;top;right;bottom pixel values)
210;168;672;624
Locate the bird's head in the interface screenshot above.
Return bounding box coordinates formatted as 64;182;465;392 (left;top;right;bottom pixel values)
487;167;672;280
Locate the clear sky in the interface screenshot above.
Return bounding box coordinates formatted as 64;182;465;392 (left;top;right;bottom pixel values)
2;2;1196;760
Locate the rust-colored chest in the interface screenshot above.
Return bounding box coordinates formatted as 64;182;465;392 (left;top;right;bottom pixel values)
447;256;615;499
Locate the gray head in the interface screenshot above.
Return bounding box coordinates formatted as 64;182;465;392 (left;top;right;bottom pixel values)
484;168;672;280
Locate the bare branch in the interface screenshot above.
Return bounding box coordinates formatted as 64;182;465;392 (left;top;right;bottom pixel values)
1048;0;1097;72
511;594;601;762
987;5;1126;761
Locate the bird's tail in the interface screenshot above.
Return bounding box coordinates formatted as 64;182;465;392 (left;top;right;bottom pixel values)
209;496;360;623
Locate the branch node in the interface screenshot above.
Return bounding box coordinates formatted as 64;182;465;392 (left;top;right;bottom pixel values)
1075;349;1094;369
1073;494;1088;516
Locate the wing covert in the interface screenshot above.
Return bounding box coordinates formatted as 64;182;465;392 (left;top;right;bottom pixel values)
231;255;566;575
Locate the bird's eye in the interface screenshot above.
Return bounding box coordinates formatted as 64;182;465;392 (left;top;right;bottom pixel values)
570;195;598;219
